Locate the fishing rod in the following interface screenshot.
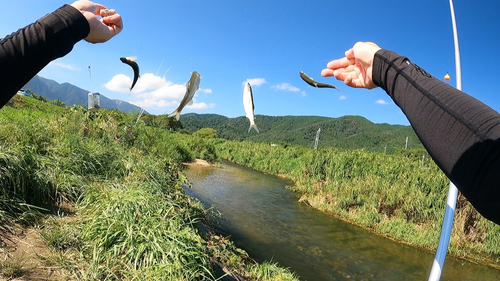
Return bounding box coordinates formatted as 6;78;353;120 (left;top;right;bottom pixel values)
428;1;461;280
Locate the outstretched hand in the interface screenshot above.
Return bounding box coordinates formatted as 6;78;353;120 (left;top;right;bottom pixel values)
321;42;381;89
71;0;123;43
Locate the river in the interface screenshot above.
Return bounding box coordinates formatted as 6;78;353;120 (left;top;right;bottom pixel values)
183;161;500;280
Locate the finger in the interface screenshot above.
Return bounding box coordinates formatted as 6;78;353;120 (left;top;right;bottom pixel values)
345;48;355;60
94;3;107;14
344;65;355;73
321;69;334;77
344;74;353;86
339;70;355;81
102;14;123;33
326;57;351;70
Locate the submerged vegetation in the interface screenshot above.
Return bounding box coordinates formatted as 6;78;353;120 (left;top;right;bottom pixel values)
0;94;299;280
212;139;500;268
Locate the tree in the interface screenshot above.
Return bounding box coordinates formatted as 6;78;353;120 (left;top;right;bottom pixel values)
193;128;218;139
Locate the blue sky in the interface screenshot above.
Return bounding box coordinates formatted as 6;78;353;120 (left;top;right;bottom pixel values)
2;0;500;125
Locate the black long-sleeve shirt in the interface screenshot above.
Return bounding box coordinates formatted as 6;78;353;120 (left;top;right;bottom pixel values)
373;49;500;224
0;4;90;107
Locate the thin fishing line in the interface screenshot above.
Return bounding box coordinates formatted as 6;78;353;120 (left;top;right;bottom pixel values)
162;66;171;79
156;58;165;76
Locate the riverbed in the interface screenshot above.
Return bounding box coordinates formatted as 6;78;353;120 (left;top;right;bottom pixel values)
183;161;500;280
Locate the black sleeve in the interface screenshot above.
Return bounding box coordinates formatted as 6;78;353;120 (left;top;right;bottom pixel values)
0;4;90;107
372;49;500;224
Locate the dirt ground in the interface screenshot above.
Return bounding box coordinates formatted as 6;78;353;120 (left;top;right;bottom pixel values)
0;227;65;281
182;159;213;167
0;202;76;281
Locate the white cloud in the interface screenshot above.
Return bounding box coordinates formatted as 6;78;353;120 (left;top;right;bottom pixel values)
272;83;300;92
104;72;215;114
247;78;267;87
376;99;389;105
51;62;81;71
301;91;307;97
339;95;347;100
186;99;216;110
104;74;132;93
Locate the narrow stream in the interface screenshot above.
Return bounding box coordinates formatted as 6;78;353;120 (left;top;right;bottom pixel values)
183;161;500;280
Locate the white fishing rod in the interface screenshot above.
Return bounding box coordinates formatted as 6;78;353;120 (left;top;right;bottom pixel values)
428;0;461;280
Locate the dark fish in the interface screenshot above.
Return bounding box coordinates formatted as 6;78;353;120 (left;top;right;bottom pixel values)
120;56;140;91
299;71;340;91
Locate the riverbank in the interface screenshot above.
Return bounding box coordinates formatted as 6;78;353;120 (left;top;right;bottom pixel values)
211;139;500;269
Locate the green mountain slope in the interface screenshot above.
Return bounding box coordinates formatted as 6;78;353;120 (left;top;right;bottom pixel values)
180;113;423;152
23;75;146;114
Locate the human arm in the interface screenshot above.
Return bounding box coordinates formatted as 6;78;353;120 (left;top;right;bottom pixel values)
0;1;122;108
323;42;500;224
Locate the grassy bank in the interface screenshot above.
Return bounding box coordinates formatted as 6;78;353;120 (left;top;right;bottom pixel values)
212;139;500;268
0;95;299;280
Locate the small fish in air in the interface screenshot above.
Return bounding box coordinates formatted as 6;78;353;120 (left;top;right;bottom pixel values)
168;71;202;121
243;81;259;133
120;56;140;91
299;71;340;91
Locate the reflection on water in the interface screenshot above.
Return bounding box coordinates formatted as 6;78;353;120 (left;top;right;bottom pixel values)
183;161;500;281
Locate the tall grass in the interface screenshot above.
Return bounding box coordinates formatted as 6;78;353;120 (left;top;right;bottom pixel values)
0;96;300;280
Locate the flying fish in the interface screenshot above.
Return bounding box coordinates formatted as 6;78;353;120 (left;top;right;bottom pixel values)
120;56;140;91
168;71;202;121
299;71;340;91
243;81;259;133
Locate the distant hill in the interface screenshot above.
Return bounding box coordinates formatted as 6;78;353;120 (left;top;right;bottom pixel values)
180;113;423;152
23;75;146;114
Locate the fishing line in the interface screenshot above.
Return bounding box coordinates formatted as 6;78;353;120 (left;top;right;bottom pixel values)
162;66;171;79
156;58;165;76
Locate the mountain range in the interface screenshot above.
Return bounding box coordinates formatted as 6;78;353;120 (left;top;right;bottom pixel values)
21;76;422;152
180;113;423;153
23;75;146;114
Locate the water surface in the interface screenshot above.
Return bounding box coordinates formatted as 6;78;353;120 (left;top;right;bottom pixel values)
183;161;500;280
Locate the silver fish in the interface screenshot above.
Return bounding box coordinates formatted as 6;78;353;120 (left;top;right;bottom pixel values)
168;71;201;121
243;81;259;133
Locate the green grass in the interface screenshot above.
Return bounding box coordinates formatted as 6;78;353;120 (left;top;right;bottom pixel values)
0;95;300;280
211;138;500;268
